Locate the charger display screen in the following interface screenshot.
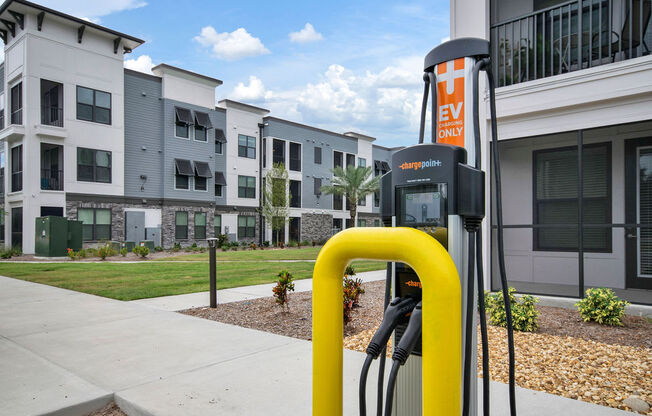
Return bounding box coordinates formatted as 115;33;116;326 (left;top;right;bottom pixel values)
397;184;447;227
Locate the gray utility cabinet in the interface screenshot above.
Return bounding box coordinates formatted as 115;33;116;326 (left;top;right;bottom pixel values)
125;211;145;243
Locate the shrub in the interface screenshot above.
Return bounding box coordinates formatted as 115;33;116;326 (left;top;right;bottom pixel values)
119;247;128;257
97;244;117;260
343;267;365;325
301;240;311;247
221;245;228;252
0;250;11;259
485;287;539;332
66;248;77;260
171;242;181;252
249;242;257;250
240;241;248;248
231;246;238;251
132;245;150;258
344;265;356;277
576;288;629;326
85;248;97;257
272;270;295;308
217;234;228;247
297;240;302;248
287;240;298;248
263;241;270;247
311;240;317;247
154;246;163;252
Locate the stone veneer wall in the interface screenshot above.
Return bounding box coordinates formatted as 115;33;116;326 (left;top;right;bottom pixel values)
301;213;333;242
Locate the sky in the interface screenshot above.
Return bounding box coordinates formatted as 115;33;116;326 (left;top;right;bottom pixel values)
40;0;450;147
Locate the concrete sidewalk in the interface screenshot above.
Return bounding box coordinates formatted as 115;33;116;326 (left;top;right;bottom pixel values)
130;269;387;311
0;276;637;416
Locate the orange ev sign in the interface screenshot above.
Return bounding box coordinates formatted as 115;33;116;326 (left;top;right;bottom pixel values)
436;58;465;148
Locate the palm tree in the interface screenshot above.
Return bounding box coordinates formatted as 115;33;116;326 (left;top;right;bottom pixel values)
320;166;380;225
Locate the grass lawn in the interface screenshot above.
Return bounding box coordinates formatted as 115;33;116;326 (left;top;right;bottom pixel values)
156;246;323;262
0;260;385;301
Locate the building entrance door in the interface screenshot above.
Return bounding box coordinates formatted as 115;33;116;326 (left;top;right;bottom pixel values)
625;138;652;290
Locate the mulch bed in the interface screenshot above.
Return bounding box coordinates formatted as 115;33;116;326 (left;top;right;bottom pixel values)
181;280;652;414
85;402;125;416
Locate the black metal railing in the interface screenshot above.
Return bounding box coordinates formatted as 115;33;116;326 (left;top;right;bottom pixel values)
41;169;63;191
10;108;22;125
11;172;22;192
491;0;652;87
41;105;63;127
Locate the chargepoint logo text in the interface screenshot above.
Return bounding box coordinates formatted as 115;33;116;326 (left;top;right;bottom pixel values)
398;159;442;171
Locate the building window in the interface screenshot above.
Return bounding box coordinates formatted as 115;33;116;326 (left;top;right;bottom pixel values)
238;175;256;198
175;212;188;239
77;148;111;183
374;219;380;227
290;180;301;208
358;158;366;168
346;154;355;167
215;140;223;154
195;212;207;239
273;139;285;165
193;161;211;192
214;214;222;236
10;145;22;192
215;184;222;197
334;193;343;210
194;111;212;142
314;178;322;196
238;216;255;239
78;208;111;241
0;92;5;129
358;195;366;206
374;192;380;207
334;151;343;168
238;134;256;159
263;138;267;168
534;143;611;252
358;219;367;227
174;107;192;138
289;217;300;242
77;86;111;125
10;83;22;125
314;147;322;164
175;174;189;190
333;218;342;233
0;151;4;196
289;142;301;171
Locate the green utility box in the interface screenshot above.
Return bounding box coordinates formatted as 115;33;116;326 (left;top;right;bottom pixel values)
123;241;136;252
67;220;83;251
35;216;69;257
139;240;155;252
108;241;121;252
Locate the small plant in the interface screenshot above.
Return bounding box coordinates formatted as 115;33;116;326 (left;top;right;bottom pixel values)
576;288;629;326
485;287;539;332
78;248;87;258
302;240;311;247
217;233;228;247
249;242;257;250
343;266;365;325
278;241;285;249
191;242;198;249
132;245;150;258
97;243;117;260
154;246;163;252
297;240;302;248
240;240;248;248
311;240;317;247
172;242;181;252
119;247;128;257
231;246;238;251
272;270;295;309
66;248;77;260
85;247;97;257
287;240;298;248
263;240;270;247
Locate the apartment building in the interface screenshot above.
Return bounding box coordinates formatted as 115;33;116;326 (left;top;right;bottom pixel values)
452;0;652;303
0;0;395;254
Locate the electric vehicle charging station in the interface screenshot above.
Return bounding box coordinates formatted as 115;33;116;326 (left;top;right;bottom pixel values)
312;37;517;416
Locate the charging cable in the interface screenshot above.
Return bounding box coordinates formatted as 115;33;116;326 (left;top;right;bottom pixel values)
383;301;423;416
359;297;418;416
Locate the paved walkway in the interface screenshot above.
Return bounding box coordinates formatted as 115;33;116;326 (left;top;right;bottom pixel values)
0;276;637;416
130;269;387;311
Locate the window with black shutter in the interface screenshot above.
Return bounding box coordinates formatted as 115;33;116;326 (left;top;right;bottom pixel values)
334;151;343;168
289;142;301;171
314;178;322;196
273;139;285;165
314;147;322;164
534;143;611;252
290;180;301;208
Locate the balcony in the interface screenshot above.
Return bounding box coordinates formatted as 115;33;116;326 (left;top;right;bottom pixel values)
41;105;63;127
490;0;651;87
41;169;63;191
41;143;63;191
10;108;22;125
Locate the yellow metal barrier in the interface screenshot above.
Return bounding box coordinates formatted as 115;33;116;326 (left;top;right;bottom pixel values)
312;227;461;416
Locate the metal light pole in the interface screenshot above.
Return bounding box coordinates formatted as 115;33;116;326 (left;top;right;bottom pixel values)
207;238;218;308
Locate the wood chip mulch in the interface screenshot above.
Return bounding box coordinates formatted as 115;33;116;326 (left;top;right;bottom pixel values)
84;402;126;416
181;280;652;414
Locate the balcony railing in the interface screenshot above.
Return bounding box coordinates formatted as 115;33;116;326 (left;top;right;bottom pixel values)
491;0;652;87
10;108;22;125
41;105;63;127
41;169;63;191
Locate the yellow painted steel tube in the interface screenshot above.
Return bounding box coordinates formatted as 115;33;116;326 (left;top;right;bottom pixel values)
312;227;461;416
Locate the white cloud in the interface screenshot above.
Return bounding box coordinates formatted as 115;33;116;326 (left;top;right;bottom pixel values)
194;27;270;61
124;55;154;74
39;0;146;21
230;76;268;102
229;57;428;145
289;23;323;44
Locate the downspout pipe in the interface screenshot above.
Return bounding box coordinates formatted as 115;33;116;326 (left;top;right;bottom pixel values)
258;122;265;246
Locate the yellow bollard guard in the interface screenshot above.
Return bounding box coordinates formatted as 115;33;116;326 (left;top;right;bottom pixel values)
312;227;461;416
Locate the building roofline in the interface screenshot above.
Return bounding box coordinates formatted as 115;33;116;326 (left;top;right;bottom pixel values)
152;63;223;86
219;99;269;114
0;0;145;44
343;131;376;141
262;116;356;140
124;68;161;82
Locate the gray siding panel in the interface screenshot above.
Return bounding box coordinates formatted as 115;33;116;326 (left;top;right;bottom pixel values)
264;119;358;210
0;63;4;94
213;109;227;205
371;145;394;213
124;70;164;199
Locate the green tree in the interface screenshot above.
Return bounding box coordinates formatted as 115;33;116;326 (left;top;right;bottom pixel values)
260;163;291;246
320;166;380;225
